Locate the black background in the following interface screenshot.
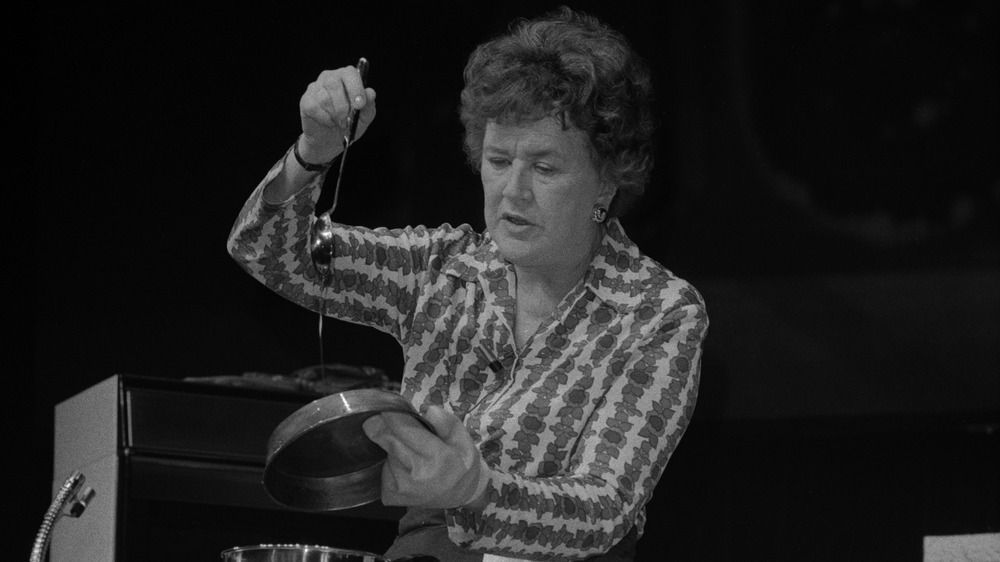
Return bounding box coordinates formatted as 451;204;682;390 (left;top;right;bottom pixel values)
20;1;999;559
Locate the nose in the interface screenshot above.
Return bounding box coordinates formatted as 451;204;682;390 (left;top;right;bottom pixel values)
501;161;532;200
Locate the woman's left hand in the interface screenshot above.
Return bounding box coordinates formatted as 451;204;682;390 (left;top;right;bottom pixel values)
362;406;490;510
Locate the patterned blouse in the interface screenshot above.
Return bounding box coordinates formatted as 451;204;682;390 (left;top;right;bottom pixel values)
228;153;709;560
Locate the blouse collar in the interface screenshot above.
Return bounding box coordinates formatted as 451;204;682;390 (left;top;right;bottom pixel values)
442;218;646;313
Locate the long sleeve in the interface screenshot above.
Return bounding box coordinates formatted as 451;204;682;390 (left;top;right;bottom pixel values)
226;152;330;314
227;154;483;341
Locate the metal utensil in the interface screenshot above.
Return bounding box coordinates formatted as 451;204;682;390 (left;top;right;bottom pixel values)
220;544;438;561
221;544;386;562
263;388;434;512
310;57;369;282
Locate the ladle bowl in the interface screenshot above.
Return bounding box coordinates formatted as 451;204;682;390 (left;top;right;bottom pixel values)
310;212;337;280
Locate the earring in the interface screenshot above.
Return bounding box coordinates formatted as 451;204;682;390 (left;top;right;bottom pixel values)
591;204;608;223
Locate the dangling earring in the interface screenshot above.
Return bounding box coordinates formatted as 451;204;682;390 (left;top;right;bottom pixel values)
591;204;608;224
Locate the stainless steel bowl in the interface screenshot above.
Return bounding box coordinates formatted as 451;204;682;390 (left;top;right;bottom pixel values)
221;544;386;561
221;544;437;562
263;388;432;511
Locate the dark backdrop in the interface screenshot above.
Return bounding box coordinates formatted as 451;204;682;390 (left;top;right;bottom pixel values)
20;1;998;559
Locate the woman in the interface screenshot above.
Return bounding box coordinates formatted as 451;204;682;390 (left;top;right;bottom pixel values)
228;7;708;561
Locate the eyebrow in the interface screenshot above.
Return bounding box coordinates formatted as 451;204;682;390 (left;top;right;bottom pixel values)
483;145;564;160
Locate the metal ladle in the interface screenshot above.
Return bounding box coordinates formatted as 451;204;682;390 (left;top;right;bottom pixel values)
309;57;369;282
308;58;368;371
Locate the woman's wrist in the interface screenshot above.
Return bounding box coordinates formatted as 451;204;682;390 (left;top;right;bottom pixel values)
463;487;489;512
261;142;320;205
294;134;340;171
460;460;492;512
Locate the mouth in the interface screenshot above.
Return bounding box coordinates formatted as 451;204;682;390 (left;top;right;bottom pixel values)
500;213;533;227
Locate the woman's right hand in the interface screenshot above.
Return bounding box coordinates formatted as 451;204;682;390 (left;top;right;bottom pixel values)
297;65;377;166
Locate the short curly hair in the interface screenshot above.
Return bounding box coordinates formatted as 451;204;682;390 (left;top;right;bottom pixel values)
459;6;655;216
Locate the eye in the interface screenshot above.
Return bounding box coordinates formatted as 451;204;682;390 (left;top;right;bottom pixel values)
486;157;511;169
534;163;555;174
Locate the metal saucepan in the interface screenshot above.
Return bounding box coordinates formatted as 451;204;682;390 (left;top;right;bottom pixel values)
263;388;434;511
221;544;437;562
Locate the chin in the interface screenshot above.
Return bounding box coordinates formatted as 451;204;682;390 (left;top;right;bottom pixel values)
494;236;533;265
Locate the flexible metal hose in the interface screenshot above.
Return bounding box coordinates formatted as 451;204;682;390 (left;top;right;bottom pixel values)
30;471;85;562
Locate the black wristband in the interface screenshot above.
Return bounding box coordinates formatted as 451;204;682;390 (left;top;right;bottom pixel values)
292;136;333;172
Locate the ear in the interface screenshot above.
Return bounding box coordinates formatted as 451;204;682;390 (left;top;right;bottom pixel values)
596;181;618;208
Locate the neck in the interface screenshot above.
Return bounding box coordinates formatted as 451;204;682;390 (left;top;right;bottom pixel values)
513;223;605;311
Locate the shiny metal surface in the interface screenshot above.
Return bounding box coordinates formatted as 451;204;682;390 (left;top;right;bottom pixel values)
263;388;432;511
220;544;387;561
31;471;88;562
309;213;337;281
221;545;438;562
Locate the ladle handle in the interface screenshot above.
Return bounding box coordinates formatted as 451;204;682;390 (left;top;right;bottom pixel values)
317;57;369;219
344;57;369;146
